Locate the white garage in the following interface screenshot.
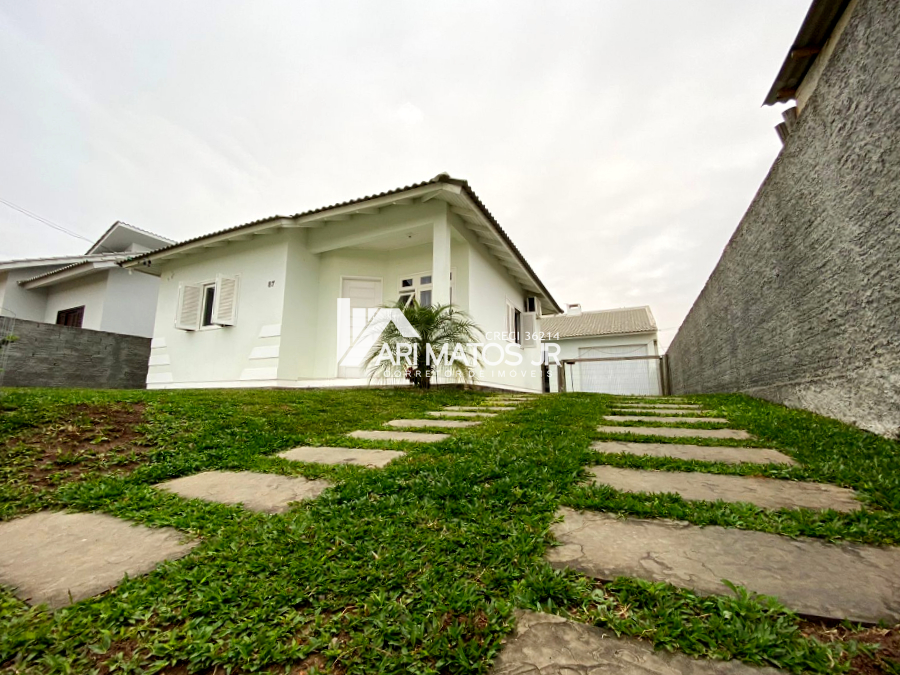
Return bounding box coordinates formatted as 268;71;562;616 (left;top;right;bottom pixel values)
542;305;660;394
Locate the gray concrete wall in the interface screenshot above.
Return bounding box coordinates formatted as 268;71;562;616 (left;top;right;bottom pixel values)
0;319;150;389
666;0;900;438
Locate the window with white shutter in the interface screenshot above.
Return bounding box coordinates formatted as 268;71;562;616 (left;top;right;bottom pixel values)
175;283;203;331
212;274;239;326
521;311;538;348
505;301;522;344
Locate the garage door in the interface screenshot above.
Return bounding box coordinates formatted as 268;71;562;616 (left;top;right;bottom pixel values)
577;344;660;395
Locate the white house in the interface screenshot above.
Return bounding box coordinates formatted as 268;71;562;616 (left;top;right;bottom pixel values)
542;305;660;394
122;174;563;392
0;222;174;338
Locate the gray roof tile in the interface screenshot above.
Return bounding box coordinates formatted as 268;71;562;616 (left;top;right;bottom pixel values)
541;306;656;338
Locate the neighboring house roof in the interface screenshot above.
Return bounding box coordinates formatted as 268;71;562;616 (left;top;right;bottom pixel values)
86;221;174;255
0;253;115;272
121;173;564;314
17;254;130;289
540;306;657;339
764;0;852;105
1;221;174;285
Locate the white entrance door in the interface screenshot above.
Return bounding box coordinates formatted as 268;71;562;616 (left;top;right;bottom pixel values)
338;278;383;378
577;344;659;395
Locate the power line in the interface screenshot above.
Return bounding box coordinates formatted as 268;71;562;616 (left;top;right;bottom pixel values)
0;196;93;244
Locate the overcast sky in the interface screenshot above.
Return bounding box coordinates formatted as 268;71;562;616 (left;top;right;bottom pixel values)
0;1;807;348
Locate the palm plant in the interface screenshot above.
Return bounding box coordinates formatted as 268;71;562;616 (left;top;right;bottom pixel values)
365;301;484;389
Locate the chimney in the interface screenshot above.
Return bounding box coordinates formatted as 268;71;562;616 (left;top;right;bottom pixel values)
566;303;582;316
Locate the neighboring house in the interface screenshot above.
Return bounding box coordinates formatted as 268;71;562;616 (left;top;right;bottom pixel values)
122;174;563;392
0;222;174;338
542;304;660;394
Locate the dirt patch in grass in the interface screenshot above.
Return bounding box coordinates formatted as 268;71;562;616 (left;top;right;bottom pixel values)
2;403;154;488
802;621;900;674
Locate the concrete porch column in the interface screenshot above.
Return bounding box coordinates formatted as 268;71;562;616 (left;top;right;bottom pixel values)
432;208;451;306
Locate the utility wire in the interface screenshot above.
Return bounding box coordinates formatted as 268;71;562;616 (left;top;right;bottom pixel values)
0;196;93;244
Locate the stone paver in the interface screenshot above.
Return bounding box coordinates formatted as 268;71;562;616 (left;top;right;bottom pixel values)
278;446;404;468
588;466;860;512
429;410;496;418
612;407;712;415
549;508;900;623
158;471;330;514
598;426;752;440
386;418;479;429
349;429;449;443
604;415;729;424
592;441;797;466
444;406;515;412
0;511;197;609
616;403;702;410
492;610;780;675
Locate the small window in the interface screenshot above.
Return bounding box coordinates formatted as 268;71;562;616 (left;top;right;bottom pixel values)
201;284;216;327
419;275;432;285
56;306;84;328
399;292;415;307
506;301;522;345
401;278;414;288
419;289;432;306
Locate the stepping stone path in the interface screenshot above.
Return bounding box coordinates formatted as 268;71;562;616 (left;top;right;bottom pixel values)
592;441;797;466
445;405;514;412
604;415;729;424
548;507;900;623
597;425;752;440
428;410;496;418
588;466;860;512
386;418;479;429
532;392;900;655
278;446;404;468
157;470;330;514
348;429;448;443
612;407;711;415
492;610;779;675
616;403;701;410
0;511;197;608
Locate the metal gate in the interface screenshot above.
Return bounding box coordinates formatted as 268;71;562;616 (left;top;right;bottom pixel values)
556;354;670;395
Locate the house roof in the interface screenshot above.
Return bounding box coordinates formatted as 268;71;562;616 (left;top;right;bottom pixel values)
764;0;853;105
0;253;112;272
1;221;173;276
121;173;563;314
540;306;657;339
17;254;130;289
86;221;174;255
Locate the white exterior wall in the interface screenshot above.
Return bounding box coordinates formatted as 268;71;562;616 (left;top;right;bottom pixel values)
465;230;543;393
146;233;290;387
546;333;659;393
0;268;52;320
43;273;109;331
98;268;161;337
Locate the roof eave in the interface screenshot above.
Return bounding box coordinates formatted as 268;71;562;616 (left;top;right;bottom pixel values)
120;175;563;314
763;0;853;105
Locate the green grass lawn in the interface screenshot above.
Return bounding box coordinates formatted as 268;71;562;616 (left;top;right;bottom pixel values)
1;388;898;674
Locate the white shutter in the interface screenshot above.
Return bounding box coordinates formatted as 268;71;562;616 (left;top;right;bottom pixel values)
521;311;538;348
175;283;203;331
212;274;239;326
